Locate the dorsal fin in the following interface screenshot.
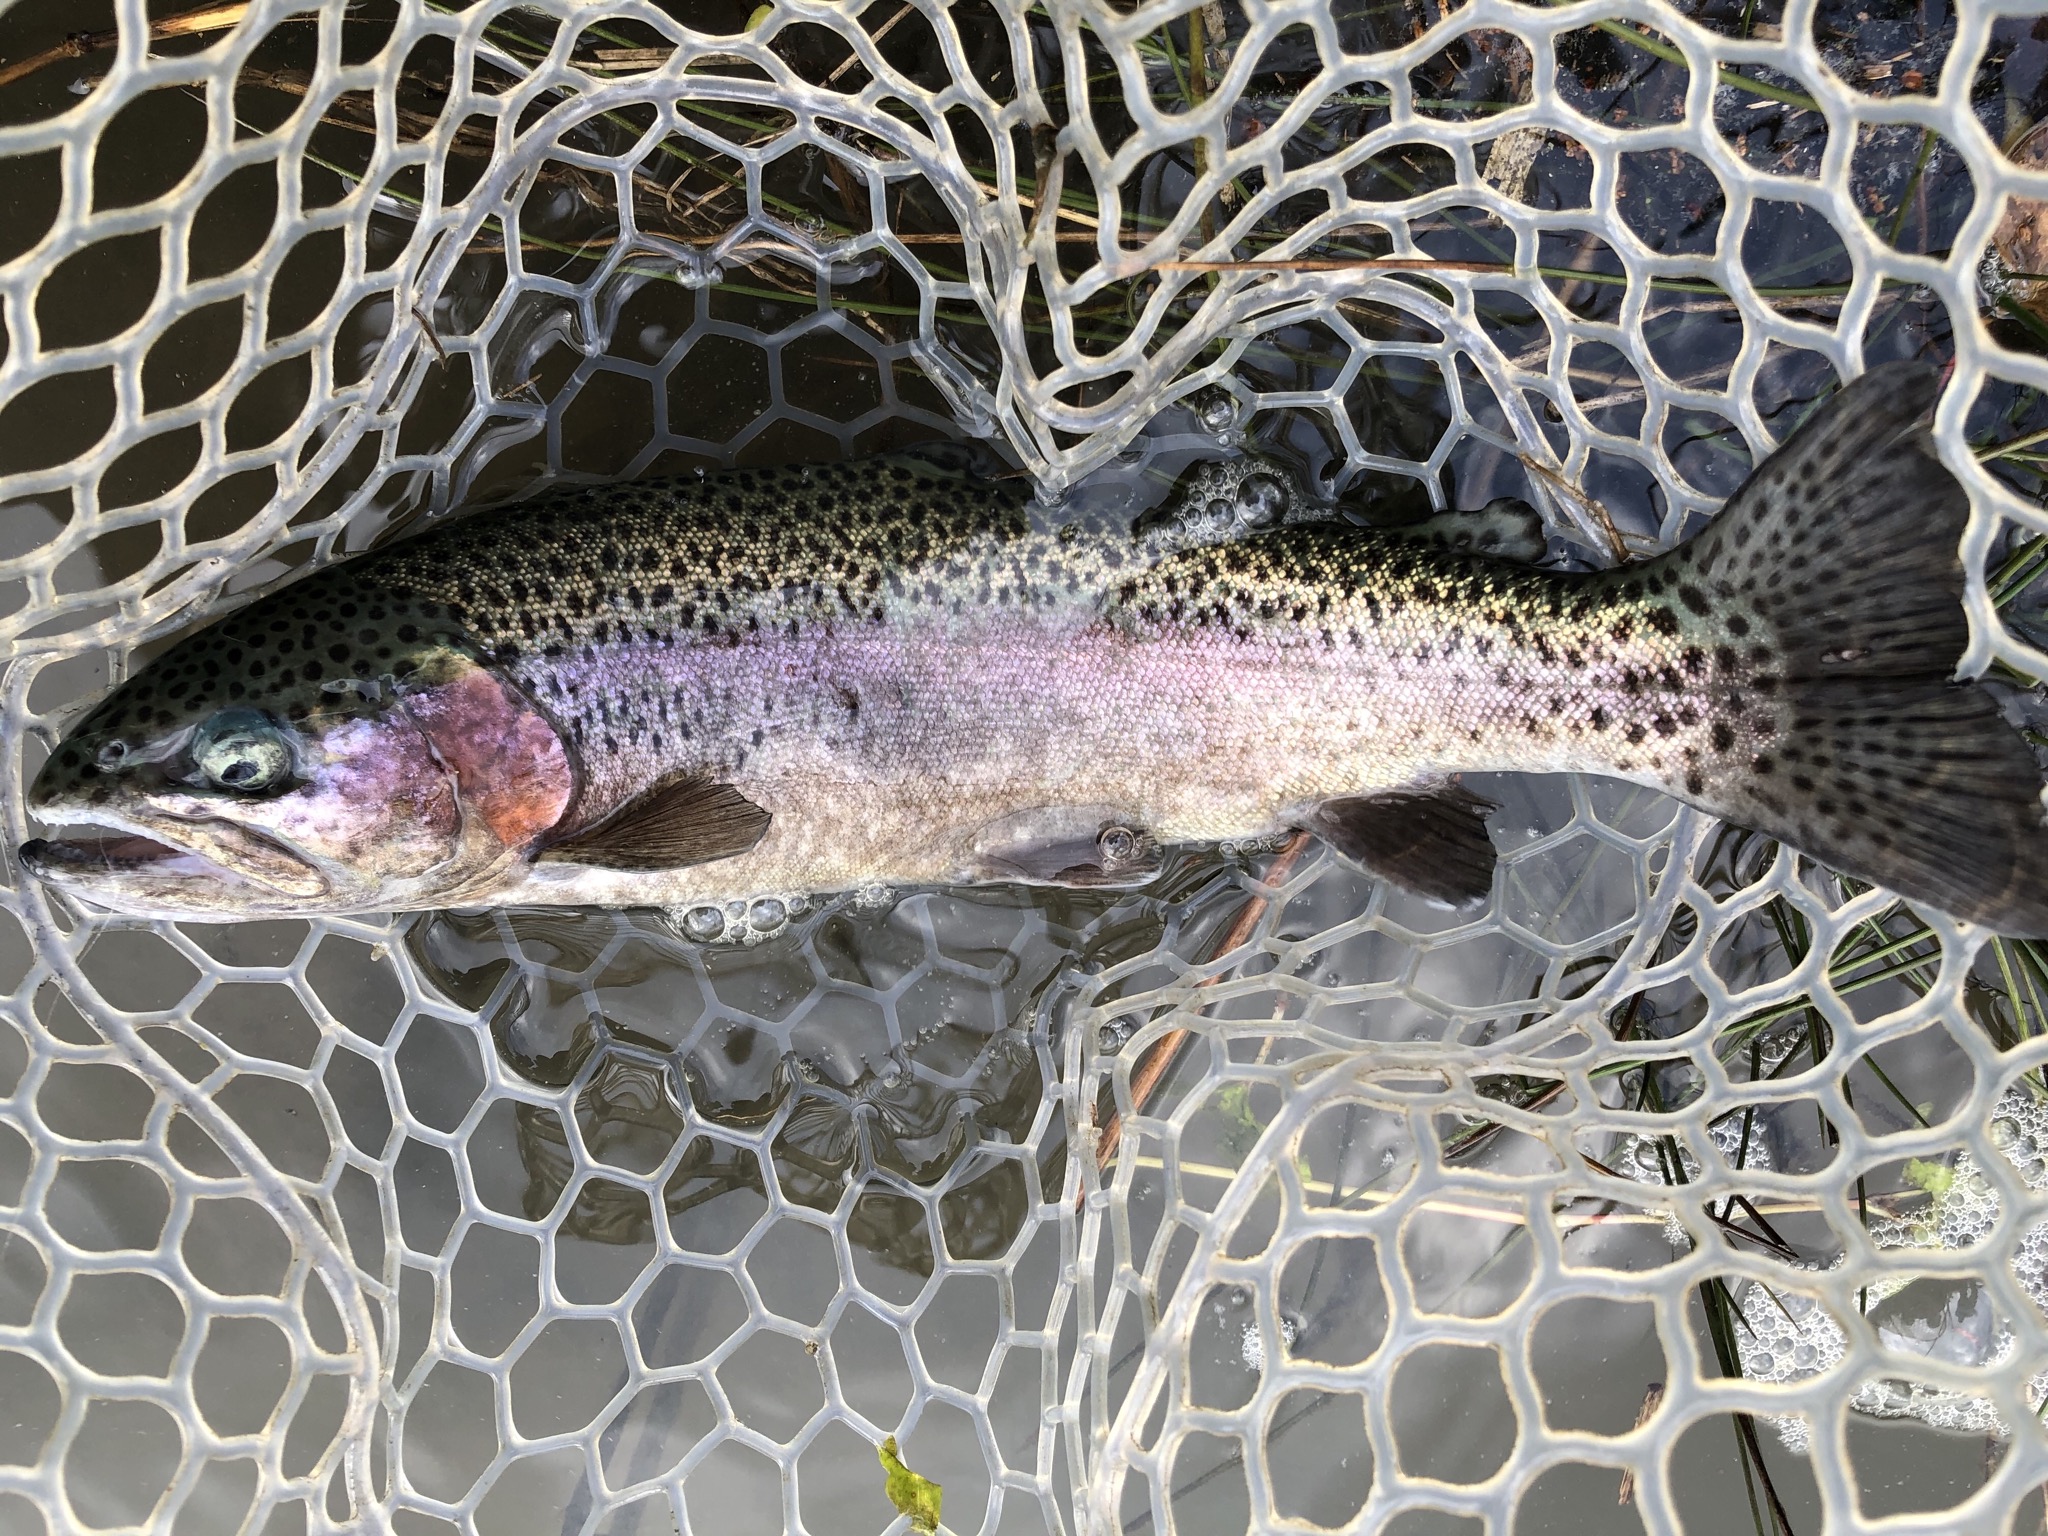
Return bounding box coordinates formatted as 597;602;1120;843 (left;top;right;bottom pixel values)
539;775;769;871
1394;498;1548;564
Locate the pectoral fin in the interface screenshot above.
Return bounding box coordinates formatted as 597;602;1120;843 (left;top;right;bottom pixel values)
969;806;1162;888
1305;785;1498;906
539;775;770;871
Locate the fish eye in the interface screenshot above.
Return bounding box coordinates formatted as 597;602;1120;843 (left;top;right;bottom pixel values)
192;710;294;794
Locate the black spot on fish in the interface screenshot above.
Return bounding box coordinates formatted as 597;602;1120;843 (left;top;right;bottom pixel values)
1711;720;1735;752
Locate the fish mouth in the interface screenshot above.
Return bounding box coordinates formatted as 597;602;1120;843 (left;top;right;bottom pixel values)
19;816;329;906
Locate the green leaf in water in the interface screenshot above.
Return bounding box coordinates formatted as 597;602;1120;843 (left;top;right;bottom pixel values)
879;1436;943;1534
1902;1157;1955;1201
1215;1081;1262;1161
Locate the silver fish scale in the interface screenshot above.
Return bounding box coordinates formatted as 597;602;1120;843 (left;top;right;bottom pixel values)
365;458;1745;858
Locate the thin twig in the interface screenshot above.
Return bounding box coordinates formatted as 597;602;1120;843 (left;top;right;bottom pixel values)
1443;1079;1569;1160
1158;257;1520;274
1521;456;1636;563
410;304;449;369
0;3;305;91
1126;1149;1925;1229
1089;832;1314;1189
826;2;914;86
1617;1383;1665;1505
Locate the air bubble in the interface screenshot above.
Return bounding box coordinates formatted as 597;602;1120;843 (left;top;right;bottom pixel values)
1236;473;1285;527
681;906;725;941
748;897;787;931
1240;1314;1299;1372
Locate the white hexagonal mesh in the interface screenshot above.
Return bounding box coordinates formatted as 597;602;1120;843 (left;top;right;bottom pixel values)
4;0;2048;1532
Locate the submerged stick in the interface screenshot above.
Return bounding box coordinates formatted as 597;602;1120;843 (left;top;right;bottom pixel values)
1089;830;1314;1190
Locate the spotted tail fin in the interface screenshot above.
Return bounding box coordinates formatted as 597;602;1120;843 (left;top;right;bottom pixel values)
1669;362;2048;936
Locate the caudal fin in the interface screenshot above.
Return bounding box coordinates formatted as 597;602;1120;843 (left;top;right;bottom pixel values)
1668;362;2048;936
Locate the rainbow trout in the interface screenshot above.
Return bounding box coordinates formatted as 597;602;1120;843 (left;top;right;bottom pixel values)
20;364;2048;933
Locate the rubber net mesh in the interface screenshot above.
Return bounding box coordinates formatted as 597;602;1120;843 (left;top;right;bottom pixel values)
4;0;2048;1532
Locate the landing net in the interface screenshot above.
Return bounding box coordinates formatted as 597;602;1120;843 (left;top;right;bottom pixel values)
2;1;2047;1532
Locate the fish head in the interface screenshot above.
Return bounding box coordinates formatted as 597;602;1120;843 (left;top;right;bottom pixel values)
21;579;574;917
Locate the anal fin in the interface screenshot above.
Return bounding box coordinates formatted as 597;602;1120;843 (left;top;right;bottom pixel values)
1305;784;1498;906
539;775;770;871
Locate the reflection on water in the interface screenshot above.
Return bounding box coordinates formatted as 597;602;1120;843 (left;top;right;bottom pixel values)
407;866;1246;1277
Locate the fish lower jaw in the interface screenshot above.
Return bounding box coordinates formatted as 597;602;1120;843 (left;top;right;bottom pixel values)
18;815;331;913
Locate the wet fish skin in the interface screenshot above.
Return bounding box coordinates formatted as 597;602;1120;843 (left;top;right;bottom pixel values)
21;364;2048;933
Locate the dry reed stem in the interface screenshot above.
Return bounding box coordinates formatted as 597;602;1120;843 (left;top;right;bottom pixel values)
0;4;302;90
